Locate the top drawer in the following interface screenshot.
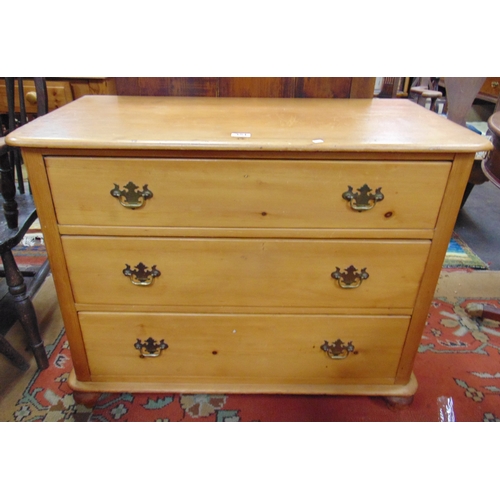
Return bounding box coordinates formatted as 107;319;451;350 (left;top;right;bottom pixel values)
45;157;450;230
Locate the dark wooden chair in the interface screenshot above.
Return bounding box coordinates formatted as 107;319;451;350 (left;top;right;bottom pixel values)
0;77;50;370
442;78;489;207
411;78;491;207
376;77;402;98
466;111;500;321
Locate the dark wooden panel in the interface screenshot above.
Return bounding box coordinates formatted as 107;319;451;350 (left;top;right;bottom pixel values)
140;78;218;97
350;77;377;98
219;78;295;97
138;77;171;96
139;77;217;97
114;77;141;96
295;78;352;98
115;78;218;97
114;77;376;98
170;77;218;97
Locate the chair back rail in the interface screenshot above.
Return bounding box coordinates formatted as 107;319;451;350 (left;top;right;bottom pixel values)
0;77;50;371
2;78;48;225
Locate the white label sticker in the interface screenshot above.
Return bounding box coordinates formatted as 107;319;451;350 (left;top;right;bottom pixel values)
312;139;324;144
231;132;251;138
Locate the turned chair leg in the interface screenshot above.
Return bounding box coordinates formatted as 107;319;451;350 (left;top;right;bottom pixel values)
0;334;30;370
0;147;19;229
0;249;49;370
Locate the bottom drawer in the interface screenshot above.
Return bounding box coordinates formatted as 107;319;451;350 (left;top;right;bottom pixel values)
79;313;410;386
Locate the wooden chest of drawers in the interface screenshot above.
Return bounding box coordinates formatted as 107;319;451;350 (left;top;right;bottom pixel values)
7;96;491;406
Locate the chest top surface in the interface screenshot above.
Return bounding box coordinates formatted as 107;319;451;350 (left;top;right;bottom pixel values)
6;95;492;154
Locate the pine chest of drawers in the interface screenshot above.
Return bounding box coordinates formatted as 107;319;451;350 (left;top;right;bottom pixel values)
7;96;491;406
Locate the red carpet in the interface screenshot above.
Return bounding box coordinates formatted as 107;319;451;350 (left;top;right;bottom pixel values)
7;296;500;422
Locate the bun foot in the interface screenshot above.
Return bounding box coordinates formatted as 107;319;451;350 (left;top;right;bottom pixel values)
384;395;414;410
73;390;101;408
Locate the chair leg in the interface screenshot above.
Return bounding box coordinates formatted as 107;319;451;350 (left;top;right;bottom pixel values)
460;182;475;209
0;249;49;370
0;147;19;229
0;334;30;371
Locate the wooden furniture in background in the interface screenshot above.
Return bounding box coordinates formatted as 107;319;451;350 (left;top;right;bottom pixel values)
114;77;376;98
444;78;489;206
7;96;490;407
411;78;492;207
0;77;50;371
465;111;500;322
376;77;411;99
443;77;487;126
0;78;375;115
409;78;443;111
0;78;116;114
481;110;500;188
478;77;500;106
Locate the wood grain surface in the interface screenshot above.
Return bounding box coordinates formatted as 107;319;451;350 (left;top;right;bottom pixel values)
7;96;492;153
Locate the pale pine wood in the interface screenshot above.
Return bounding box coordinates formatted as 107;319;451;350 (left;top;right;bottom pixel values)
68;370;419;397
74;303;414;316
62;237;431;310
20;151;91;381
79;312;410;385
46;157;451;230
27;147;457;162
395;153;477;384
58;225;435;240
10;97;492;402
7;97;492;153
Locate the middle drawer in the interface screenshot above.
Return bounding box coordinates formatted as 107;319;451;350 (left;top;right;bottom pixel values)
62;236;430;309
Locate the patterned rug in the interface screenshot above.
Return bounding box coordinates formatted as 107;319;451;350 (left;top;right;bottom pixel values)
443;233;489;270
0;230;46;274
5;295;500;422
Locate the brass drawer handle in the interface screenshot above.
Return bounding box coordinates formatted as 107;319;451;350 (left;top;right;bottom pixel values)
123;262;161;286
342;184;384;211
110;181;153;209
134;337;168;358
321;339;355;360
331;265;369;289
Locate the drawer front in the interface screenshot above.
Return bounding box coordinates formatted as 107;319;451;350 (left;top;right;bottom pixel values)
46;157;450;230
79;312;410;384
63;236;430;309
